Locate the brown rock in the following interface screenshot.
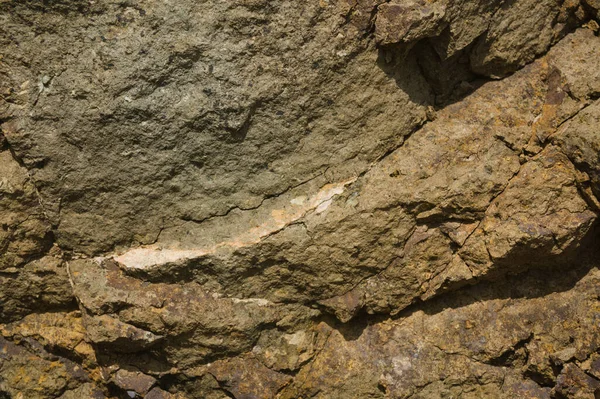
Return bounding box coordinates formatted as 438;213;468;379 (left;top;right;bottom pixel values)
113;369;156;395
82;313;164;353
0;148;52;269
69;259;316;369
1;1;600;397
207;357;292;399
460;145;596;276
280;266;600;398
556;99;600;202
553;363;600;398
375;0;446;45
0;255;74;322
0;336;91;399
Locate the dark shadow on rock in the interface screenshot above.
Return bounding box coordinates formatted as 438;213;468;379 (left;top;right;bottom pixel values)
320;309;379;342
375;9;593;111
324;218;600;342
404;217;600;317
375;43;436;109
376;36;491;110
93;344;175;376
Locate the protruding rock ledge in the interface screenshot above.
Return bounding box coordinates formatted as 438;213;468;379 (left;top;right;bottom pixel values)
98;29;600;324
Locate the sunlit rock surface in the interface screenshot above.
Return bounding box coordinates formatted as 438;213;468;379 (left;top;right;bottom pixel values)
1;0;599;397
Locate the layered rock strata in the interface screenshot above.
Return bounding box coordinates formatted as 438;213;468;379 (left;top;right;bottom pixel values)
1;0;600;397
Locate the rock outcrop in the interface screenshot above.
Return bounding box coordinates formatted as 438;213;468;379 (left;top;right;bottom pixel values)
1;0;599;398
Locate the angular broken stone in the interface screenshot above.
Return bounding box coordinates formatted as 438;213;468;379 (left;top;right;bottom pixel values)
1;1;600;397
113;369;156;395
375;0;446;45
460;145;596;276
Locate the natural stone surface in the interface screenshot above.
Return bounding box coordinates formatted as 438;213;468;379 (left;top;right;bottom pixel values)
459;145;596;276
94;29;600;323
1;0;430;255
375;0;586;77
375;0;447;45
0;119;73;322
0;254;74;322
1;0;599;398
113;369;156;395
0;148;52;268
556;99;600;202
279;263;600;398
69;258;318;370
0;335;96;399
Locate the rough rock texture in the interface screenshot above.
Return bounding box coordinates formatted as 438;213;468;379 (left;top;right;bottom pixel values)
1;0;600;398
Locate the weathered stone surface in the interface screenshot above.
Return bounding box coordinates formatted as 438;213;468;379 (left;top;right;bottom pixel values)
0;336;94;399
375;0;447;45
207;357;292;399
374;0;587;77
113;369;156;395
279;265;600;398
1;0;600;398
144;387;186;399
459;145;596;276
252;328;318;371
1;311;88;358
79;29;597;327
0;149;52;269
0;254;75;322
69;259;318;369
1;0;429;255
553;363;600;398
469;0;580;77
0;140;73;321
556;99;600;202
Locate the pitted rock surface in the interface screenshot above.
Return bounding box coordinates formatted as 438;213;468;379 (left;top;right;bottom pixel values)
1;1;600;398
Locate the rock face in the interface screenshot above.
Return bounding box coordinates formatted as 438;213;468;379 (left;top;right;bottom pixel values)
1;0;599;398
